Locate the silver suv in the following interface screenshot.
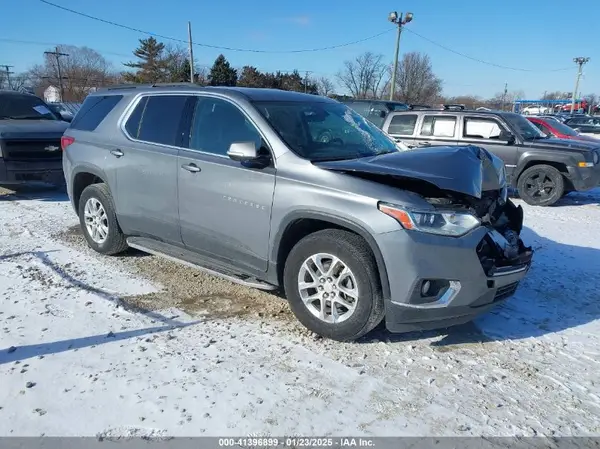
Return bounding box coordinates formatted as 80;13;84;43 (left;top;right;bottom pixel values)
62;85;533;341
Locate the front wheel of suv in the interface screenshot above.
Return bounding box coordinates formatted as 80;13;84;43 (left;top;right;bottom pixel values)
516;164;565;206
283;229;385;342
78;183;129;255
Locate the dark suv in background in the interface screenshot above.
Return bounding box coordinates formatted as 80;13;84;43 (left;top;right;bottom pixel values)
341;99;409;128
0;90;69;186
62;85;532;341
381;106;600;206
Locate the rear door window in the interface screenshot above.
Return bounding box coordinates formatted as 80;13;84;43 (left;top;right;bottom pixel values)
420;115;457;137
70;95;123;131
387;114;418;135
125;95;191;147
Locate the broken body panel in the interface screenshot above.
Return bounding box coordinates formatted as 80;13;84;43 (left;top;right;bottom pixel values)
315;145;534;275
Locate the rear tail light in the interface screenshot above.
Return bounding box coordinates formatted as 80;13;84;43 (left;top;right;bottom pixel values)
61;135;75;151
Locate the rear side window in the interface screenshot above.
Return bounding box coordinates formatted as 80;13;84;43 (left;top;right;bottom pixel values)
124;95;190;146
70;95;123;131
388;114;418;135
420;115;457;137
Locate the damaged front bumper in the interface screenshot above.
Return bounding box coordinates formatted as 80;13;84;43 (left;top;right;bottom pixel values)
375;206;533;333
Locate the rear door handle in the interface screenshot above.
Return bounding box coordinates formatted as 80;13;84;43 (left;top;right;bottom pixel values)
181;163;201;173
110;149;124;158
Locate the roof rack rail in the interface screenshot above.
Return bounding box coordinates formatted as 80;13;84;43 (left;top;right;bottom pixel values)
443;104;466;110
407;104;432;110
101;83;199;91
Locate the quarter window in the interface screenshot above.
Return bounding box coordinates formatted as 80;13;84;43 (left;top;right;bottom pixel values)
387;114;418;135
70;95;123;131
420;115;457;137
189;97;262;156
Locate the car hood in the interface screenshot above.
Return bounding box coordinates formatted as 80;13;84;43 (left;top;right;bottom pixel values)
524;137;600;152
573;134;600;143
0;120;69;139
314;145;505;199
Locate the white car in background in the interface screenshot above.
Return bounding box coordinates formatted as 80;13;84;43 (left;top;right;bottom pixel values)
521;105;551;115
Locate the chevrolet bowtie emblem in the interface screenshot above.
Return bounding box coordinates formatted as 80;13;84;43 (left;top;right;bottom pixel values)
44;145;59;152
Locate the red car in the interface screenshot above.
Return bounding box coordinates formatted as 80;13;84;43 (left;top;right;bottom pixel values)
526;117;600;143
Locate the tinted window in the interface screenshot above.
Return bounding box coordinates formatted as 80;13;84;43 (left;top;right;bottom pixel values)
420;115;457;137
345;102;372;117
124;96;148;138
71;95;123;131
190;97;262;156
134;95;189;146
0;93;60;121
463;117;504;139
254;101;398;161
530;121;546;132
387;114;418;135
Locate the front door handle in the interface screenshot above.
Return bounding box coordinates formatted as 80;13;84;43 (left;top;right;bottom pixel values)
417;141;431;146
110;149;124;158
181;163;201;173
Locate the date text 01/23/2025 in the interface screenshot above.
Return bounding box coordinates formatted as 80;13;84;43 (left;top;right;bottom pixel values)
217;437;375;447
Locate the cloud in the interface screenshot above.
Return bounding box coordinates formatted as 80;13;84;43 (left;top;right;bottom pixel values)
276;15;311;26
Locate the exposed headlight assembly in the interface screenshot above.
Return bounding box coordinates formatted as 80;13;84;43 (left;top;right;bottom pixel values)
378;202;481;237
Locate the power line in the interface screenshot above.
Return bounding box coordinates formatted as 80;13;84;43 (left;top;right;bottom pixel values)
404;28;572;73
38;0;393;54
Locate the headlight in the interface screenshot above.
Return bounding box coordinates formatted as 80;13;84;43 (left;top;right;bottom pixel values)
594;150;599;165
378;203;481;237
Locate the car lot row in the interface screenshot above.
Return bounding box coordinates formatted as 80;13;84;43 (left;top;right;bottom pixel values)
1;87;599;342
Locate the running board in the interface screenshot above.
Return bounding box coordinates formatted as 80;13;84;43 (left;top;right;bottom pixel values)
126;237;277;291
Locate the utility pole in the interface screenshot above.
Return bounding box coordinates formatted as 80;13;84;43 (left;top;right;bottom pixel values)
571;57;590;114
187;22;195;84
44;47;69;102
304;71;312;93
501;82;508;111
0;65;14;90
388;11;414;101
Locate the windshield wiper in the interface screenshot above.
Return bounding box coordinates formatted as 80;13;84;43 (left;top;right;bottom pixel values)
2;115;52;120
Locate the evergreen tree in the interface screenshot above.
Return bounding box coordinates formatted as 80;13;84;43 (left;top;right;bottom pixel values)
170;58;191;83
209;54;237;86
123;37;168;83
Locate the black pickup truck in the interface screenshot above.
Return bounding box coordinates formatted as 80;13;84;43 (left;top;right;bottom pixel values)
0;90;69;186
379;107;600;206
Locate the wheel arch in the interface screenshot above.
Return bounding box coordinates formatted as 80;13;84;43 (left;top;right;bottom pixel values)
272;211;391;299
71;165;108;216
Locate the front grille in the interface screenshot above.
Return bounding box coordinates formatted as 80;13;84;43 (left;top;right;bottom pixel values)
494;282;519;302
2;139;62;161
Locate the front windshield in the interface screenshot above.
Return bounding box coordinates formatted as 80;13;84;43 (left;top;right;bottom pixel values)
504;113;546;140
0;93;59;120
253;101;398;161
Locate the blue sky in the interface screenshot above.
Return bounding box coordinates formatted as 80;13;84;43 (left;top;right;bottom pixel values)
2;0;598;98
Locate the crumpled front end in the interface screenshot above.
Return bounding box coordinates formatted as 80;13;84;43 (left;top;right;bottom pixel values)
316;144;535;333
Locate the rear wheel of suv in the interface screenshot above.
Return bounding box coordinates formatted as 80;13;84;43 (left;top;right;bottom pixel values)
517;164;564;206
78;183;128;255
283;229;385;341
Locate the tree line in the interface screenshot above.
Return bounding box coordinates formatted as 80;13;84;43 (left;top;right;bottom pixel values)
2;36;597;108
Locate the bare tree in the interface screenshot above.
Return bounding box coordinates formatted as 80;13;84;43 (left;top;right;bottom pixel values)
389;52;442;104
336;52;387;99
488;89;525;110
316;76;335;96
28;45;117;102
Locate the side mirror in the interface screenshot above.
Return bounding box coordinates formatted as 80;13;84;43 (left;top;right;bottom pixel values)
227;141;259;162
573;128;581;133
499;130;516;144
59;111;73;122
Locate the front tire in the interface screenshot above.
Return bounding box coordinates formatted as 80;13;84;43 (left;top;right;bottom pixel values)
516;164;564;206
283;229;385;342
78;183;128;255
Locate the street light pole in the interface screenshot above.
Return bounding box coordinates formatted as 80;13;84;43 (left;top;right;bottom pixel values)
388;11;413;101
571;57;590;114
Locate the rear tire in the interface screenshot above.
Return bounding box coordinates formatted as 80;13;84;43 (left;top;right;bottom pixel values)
516;164;564;206
283;229;385;342
78;183;128;255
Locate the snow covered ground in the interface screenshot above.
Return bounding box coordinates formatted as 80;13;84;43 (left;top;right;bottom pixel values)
1;185;600;438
